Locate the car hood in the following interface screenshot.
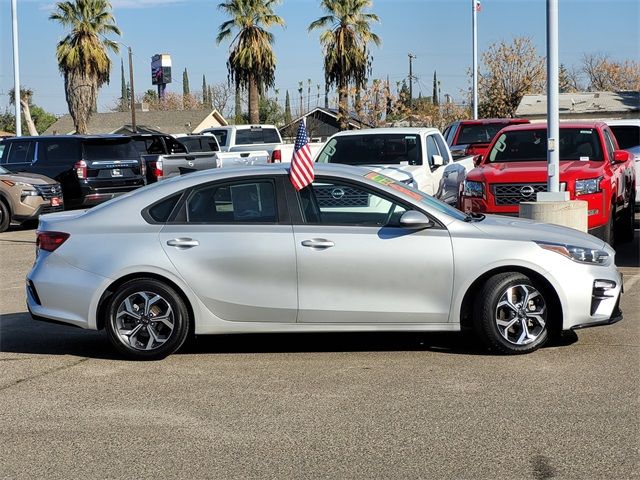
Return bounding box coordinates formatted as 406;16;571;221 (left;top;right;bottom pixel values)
468;160;605;182
471;214;606;250
367;165;415;183
0;172;58;185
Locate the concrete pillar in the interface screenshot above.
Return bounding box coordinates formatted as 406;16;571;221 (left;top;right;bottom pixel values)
519;200;588;232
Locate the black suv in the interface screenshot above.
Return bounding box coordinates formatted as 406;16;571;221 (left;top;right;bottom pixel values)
0;136;146;208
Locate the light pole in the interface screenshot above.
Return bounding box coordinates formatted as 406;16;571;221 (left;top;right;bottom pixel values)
472;0;478;119
11;0;22;136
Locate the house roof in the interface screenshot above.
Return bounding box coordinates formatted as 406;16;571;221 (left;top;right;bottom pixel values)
281;107;371;132
43;109;227;135
516;91;640;118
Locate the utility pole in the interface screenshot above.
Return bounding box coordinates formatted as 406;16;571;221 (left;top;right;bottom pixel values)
11;0;22;136
128;46;136;133
408;53;416;109
472;0;478;119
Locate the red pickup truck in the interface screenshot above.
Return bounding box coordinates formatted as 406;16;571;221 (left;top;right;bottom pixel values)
459;122;636;245
444;118;530;159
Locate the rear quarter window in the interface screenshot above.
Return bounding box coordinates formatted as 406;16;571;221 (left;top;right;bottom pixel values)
41;139;81;165
145;193;182;223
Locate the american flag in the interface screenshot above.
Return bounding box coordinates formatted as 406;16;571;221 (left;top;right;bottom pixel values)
475;0;481;12
289;120;314;190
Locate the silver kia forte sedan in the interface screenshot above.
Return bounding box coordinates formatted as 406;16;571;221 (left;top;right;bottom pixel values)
27;164;623;359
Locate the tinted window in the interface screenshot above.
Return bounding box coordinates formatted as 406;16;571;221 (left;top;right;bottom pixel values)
186;180;277;223
299;180;408;226
235;127;281;145
179;137;219;152
609;125;640;149
6;140;33;164
148;194;181;222
0;143;5;160
457;124;508;145
488;128;604;163
603;130;616;160
208;130;228;147
41;140;80;165
83;139;138;160
317;134;422;166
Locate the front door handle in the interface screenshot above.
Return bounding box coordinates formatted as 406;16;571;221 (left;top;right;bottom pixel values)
301;238;335;249
166;238;199;249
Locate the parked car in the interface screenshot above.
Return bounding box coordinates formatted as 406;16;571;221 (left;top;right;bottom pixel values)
28;164;622;359
443;118;530;159
0;135;146;209
200;124;324;163
0;165;63;232
130;133;269;183
459;122;636;244
315;128;475;205
606;119;640;211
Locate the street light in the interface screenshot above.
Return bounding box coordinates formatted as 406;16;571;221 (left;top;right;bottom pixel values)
11;0;22;136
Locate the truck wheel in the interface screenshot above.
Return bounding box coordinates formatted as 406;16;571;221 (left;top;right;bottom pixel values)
616;195;635;244
473;272;550;354
603;211;615;246
0;200;10;233
104;278;191;360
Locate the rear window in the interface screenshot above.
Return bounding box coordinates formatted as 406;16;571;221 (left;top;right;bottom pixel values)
235;127;281;145
488;128;604;163
609;125;640;150
82;139;138;160
457;124;511;145
317;134;422;166
179;137;219;152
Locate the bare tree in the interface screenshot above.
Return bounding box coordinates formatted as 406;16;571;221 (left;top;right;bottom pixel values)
582;53;640;91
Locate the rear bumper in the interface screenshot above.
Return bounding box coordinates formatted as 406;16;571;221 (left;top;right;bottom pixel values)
68;181;146;207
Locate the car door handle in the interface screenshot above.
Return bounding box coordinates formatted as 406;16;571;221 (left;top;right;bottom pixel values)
166;238;199;249
301;239;335;249
185;155;195;160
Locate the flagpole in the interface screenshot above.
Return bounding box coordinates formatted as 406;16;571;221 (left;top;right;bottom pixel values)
11;0;22;136
472;0;478;120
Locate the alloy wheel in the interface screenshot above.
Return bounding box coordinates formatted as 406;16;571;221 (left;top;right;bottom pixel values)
113;291;175;351
495;284;547;346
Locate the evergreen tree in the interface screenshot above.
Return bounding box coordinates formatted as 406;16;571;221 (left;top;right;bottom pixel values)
284;90;292;124
432;70;438;105
202;74;208;105
120;58;128;110
234;86;242;124
183;68;190;96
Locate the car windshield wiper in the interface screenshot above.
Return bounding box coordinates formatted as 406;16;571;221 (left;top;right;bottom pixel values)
464;212;486;222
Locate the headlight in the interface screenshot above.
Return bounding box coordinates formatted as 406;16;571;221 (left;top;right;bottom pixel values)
463;180;484;198
575;177;602;196
20;189;39;201
536;241;609;265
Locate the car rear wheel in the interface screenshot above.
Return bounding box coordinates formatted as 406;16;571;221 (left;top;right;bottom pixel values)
473;272;549;354
0;200;10;233
105;278;190;360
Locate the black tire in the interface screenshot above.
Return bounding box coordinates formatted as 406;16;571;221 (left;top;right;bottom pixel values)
603;209;615;246
616;195;635;244
473;272;550;354
0;200;10;233
104;278;190;360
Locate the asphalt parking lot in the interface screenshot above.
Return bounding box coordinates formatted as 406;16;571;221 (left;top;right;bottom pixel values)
0;222;638;480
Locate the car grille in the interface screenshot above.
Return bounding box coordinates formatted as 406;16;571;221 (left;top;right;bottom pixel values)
315;185;369;208
34;184;63;200
492;183;547;205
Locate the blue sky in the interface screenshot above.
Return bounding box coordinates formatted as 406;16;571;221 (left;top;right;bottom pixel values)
0;0;638;116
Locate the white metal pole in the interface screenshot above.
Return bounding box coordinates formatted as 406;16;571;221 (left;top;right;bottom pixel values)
546;0;560;193
11;0;22;136
472;0;478;120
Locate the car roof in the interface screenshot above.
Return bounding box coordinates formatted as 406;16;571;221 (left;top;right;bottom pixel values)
331;127;440;137
498;121;608;133
458;118;530;125
605;119;640;127
3;134;132;141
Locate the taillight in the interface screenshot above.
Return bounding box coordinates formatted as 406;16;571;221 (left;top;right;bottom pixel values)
140;159;147;176
74;160;87;179
152;159;163;180
36;231;70;253
271;149;282;163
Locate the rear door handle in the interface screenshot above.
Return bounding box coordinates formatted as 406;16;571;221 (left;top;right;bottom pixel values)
166;238;199;249
301;238;335;249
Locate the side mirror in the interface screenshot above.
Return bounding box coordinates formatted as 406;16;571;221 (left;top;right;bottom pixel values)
613;150;631;163
432;154;444;167
399;210;433;230
473;155;483;167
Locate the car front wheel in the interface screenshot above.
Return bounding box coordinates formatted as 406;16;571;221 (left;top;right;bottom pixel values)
474;272;550;354
105;278;190;360
0;200;10;233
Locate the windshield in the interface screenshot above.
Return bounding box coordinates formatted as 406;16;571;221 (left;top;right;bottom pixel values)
317;134;423;166
488;128;604;163
457;124;508;145
0;165;9;174
363;171;468;221
83;139;139;160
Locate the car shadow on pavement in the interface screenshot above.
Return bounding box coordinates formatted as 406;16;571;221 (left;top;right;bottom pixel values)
0;310;579;359
614;217;640;267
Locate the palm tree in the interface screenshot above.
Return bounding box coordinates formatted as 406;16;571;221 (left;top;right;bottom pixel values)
50;0;121;134
216;0;285;124
9;87;38;136
309;0;380;130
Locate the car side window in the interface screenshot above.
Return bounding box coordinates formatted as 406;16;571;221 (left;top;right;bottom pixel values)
185;180;277;224
603;130;616;161
299;180;408;226
41;140;80;165
5;140;34;164
425;135;441;168
434;134;450;164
